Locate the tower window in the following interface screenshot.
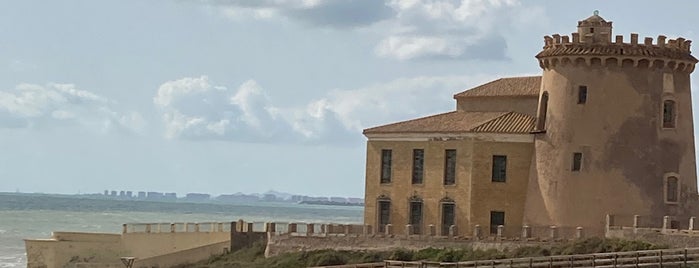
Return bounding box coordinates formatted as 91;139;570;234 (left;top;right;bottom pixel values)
590;28;594;33
666;176;679;203
444;149;457;185
578;86;587;104
663;100;676;128
536;92;549;131
572;152;583;172
492;155;507;182
412;149;424;184
380;149;392;184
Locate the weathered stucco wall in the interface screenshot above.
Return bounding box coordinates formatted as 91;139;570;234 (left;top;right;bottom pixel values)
456;97;539;116
25;233;126;268
25;227;231;268
364;139;474;237
469;141;533;237
121;231;230;259
134;241;230;268
364;137;533;237
526;58;698;234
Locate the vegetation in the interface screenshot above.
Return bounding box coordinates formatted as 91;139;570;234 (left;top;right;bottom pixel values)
181;238;667;268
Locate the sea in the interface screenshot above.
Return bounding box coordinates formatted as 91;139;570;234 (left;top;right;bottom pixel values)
0;193;364;267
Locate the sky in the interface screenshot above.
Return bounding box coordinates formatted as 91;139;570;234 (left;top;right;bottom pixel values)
1;0;698;198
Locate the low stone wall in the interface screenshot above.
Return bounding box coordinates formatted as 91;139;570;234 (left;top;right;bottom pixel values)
25;222;232;268
134;241;230;267
25;233;126;268
265;233;558;258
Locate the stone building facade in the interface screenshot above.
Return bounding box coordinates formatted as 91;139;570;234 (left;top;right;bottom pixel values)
362;13;699;237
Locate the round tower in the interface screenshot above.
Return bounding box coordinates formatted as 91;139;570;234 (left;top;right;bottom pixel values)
524;12;699;233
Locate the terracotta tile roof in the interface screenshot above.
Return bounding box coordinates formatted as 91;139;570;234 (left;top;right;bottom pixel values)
453;76;541;98
470;111;536;133
363;111;535;135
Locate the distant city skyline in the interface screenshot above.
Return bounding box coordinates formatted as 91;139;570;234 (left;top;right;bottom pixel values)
1;1;698;197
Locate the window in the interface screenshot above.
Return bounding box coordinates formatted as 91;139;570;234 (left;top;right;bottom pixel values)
536;92;548;131
409;201;423;234
589;27;594;33
378;200;391;233
412;149;424;184
490;211;505;234
441;203;455;236
444;149;457;185
380;150;392;183
663;100;676;128
492;155;507;182
578;86;587;104
572;152;583;172
666;176;679;203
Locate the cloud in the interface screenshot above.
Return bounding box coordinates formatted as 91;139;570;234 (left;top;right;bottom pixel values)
155;74;498;143
206;0;394;28
154;76;285;141
0;83;145;133
199;0;541;61
374;0;524;60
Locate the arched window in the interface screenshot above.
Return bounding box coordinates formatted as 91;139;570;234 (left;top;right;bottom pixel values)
536;92;549;131
440;198;455;236
377;195;391;233
408;196;423;235
666;176;679;203
663;100;676;128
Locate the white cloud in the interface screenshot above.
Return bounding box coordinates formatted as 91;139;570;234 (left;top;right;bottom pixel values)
0;83;145;133
155;74;499;143
205;0;393;28
200;0;542;61
154;76;283;140
375;0;527;60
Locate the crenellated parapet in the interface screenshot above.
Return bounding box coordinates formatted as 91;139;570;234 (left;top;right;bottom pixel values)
536;33;698;72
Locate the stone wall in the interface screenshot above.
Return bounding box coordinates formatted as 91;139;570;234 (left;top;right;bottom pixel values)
24;222;232;268
265;233;558;258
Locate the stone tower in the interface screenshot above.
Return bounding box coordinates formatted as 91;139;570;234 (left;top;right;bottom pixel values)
524;12;699;233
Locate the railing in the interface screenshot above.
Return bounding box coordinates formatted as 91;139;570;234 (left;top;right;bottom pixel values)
380;247;699;268
122;222;231;234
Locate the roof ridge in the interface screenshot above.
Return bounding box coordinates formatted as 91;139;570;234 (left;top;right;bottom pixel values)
453;76;542;99
362;111;457;134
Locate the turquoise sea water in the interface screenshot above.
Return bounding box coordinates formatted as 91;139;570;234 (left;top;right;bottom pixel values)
0;193;363;267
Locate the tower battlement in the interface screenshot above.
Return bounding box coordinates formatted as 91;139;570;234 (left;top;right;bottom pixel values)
542;34;692;52
536;11;697;72
537;33;697;72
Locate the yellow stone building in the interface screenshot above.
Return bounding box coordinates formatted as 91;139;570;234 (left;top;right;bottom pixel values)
362;13;699;237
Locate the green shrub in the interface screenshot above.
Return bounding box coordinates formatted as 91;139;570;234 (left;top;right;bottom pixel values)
308;251;348;266
414;247;442;261
359;251;387;263
388;249;414;261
